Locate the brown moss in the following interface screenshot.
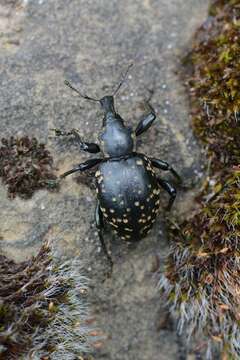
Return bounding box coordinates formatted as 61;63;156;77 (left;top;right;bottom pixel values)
160;1;240;358
0;136;59;199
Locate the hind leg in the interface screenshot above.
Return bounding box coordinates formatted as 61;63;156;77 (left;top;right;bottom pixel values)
95;202;113;273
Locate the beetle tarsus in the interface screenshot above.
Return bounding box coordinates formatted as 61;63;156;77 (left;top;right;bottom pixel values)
157;178;177;211
50;128;100;153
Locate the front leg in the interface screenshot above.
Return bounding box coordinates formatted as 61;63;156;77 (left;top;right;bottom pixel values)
95;202;113;273
51;128;100;153
135;102;156;136
150;157;181;183
157;178;176;211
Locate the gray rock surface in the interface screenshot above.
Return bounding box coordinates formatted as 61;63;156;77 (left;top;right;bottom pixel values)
0;0;209;359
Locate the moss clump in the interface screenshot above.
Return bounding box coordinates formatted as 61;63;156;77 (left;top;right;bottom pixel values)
186;0;240;171
0;136;59;199
0;242;97;359
160;0;240;358
160;168;240;358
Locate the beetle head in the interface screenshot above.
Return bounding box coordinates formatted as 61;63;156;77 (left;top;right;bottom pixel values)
100;95;115;114
64;64;134;156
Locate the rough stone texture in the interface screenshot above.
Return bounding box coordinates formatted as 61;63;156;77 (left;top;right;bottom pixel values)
0;0;209;359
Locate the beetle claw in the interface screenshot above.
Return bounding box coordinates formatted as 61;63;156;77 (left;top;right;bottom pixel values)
45;178;61;188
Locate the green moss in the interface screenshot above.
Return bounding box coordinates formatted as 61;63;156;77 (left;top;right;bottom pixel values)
160;1;240;358
185;0;240;172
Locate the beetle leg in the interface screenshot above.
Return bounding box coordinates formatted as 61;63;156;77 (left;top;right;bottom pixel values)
135;102;156;136
60;158;102;178
95;202;113;273
157;178;176;211
150;158;181;183
50;128;100;153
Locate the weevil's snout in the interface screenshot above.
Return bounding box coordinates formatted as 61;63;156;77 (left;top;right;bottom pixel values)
100;96;115;114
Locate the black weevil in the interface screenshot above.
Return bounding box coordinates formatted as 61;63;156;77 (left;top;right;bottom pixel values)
52;65;181;268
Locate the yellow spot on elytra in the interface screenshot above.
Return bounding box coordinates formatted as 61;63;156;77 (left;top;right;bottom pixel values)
125;227;133;232
134;201;140;206
140;205;144;210
127;208;131;212
147;216;151;221
117;218;122;223
100;207;106;212
121;236;126;240
110;209;115;213
110;222;118;228
112;197;117;202
125;235;131;239
123;219;128;223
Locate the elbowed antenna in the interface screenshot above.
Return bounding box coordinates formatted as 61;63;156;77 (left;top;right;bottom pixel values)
113;63;133;96
64;63;133;102
64;80;100;102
